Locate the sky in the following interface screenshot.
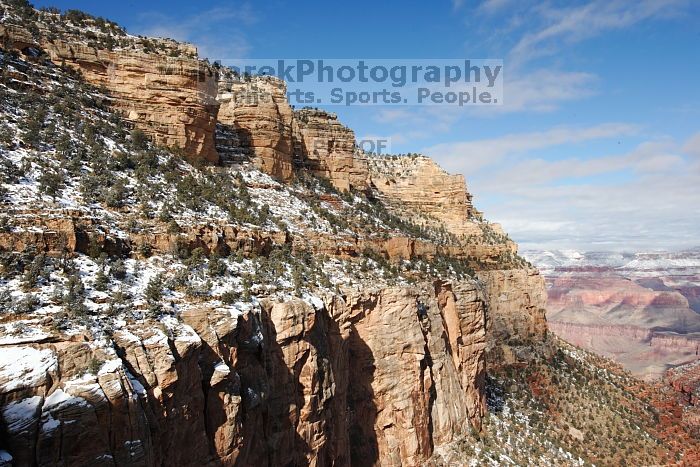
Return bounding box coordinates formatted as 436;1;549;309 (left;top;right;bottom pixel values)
32;0;700;252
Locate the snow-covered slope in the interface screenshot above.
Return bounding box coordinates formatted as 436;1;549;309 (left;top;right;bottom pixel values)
523;248;700;275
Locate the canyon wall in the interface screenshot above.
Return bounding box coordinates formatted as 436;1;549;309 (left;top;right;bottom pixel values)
524;250;700;380
294;108;369;191
547;274;700;331
0;23;220;163
217;74;294;179
0;282;487;466
0;7;550;466
549;321;700;380
367;155;479;238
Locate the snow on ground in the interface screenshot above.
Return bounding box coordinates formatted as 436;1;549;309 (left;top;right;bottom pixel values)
1;395;43;433
43;388;90;411
0;450;12;464
0;346;57;392
0;321;51;344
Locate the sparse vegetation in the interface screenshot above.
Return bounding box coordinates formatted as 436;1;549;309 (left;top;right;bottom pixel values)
439;337;700;466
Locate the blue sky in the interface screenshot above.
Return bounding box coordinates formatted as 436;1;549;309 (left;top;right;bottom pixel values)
33;0;700;251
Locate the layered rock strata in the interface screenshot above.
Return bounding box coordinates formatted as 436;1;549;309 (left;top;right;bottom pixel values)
217;74;294;179
0;282;487;466
367;155;477;237
294;108;368;191
216;75;369;189
0;23;220;163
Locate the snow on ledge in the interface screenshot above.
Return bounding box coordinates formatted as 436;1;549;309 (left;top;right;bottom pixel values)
0;346;57;392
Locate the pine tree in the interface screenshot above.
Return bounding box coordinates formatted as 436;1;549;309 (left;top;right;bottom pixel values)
21;253;46;291
0;123;14;148
145;274;164;315
208;253;227;277
94;268;109;291
104;178;129;208
110;258;127;280
242;274;252;301
38;169;65;201
63;270;88;318
23;106;45;147
130;129;148;150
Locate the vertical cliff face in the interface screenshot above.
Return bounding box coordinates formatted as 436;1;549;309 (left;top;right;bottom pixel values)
0;22;220;163
294;109;369;191
339;283;485;465
215;75;369;189
0;282;486;467
367;155;479;237
477;269;548;366
217;74;295;179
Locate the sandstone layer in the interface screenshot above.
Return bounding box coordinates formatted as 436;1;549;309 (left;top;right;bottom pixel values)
367;155;478;237
0;282;487;466
217;74;294;179
294;108;369;191
216;75;369;189
0;23;220;163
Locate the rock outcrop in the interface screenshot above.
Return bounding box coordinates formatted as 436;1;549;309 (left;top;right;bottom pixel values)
0;282;487;466
216;76;369;189
0;22;220;163
367;155;478;238
477;269;548;366
217;74;295;179
294;108;369;191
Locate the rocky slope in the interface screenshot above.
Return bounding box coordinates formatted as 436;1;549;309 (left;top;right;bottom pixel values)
0;2;697;466
431;337;700;466
0;6;219;163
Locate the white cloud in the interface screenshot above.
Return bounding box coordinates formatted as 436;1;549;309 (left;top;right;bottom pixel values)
441;69;597;114
133;4;256;59
488;169;700;251
682;132;700;157
422;122;639;173
477;0;515;15
452;130;700;251
508;0;688;67
500;70;597;112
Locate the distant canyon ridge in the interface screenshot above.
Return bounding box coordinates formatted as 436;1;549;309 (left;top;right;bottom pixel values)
523;248;700;381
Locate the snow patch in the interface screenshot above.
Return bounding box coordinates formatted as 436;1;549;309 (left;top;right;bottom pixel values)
0;346;57;392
